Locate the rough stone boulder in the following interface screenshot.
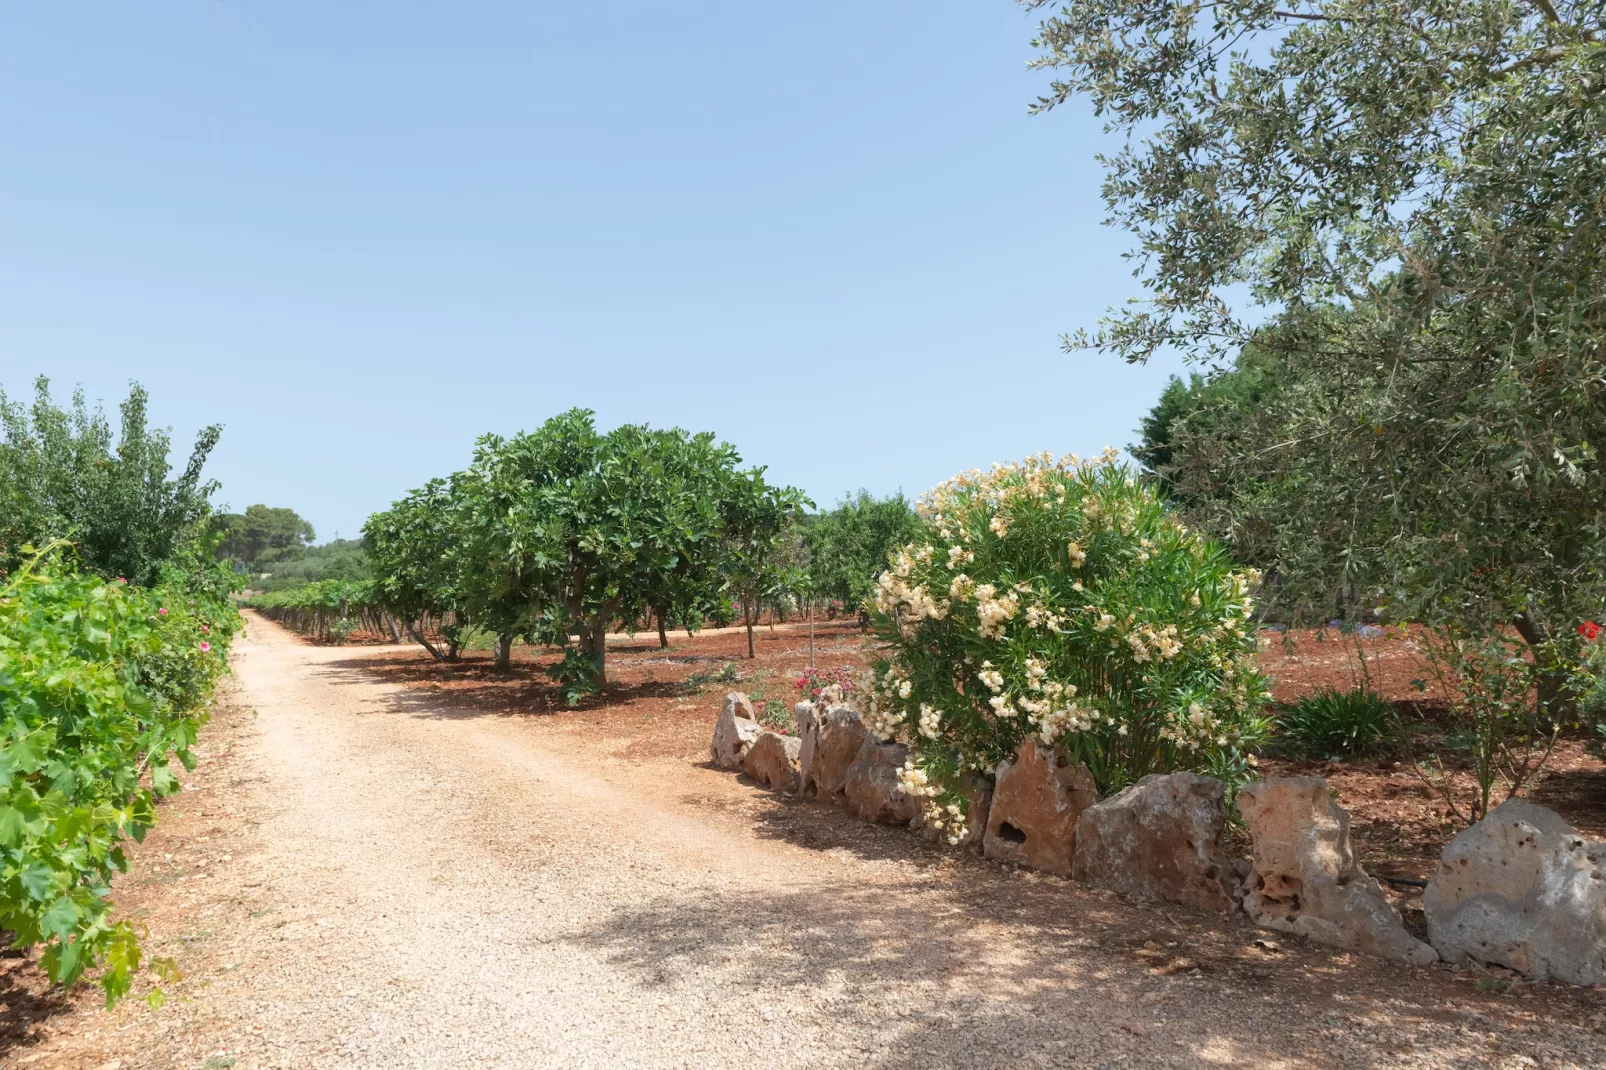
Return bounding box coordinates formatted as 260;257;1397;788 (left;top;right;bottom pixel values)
800;704;872;801
1238;777;1436;965
743;731;803;794
793;700;818;740
914;774;993;847
1423;799;1606;984
710;692;762;770
982;739;1099;877
1071;772;1239;912
843;738;922;825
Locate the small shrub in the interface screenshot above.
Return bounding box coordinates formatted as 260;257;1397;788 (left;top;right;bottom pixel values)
756;699;794;734
795;665;856;703
680;661;742;694
1276;687;1395;758
546;647;601;706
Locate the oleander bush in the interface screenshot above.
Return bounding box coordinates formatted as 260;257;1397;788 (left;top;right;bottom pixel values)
867;451;1270;843
0;545;237;1004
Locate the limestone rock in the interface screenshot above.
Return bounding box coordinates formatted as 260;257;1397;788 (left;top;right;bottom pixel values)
793;700;818;741
1071;772;1240;912
800;704;871;801
983;739;1099;877
710;691;762;770
843;738;922;825
743;731;803;794
1238;777;1436;965
1423;799;1606;984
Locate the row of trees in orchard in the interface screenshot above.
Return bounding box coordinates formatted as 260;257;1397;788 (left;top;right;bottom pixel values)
360;410;925;699
364;409;823;699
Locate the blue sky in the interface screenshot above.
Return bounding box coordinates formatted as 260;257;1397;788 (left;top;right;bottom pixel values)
0;2;1188;542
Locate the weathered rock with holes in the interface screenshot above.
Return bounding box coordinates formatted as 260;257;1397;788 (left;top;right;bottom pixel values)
914;774;993;847
1238;777;1436;965
743;731;803;794
843;738;922;825
982;738;1099;876
800;704;872;801
1423;799;1606;984
710;691;762;770
1071;772;1240;912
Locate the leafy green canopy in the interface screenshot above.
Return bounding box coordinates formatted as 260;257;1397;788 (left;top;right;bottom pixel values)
803;491;923;612
0;378;221;586
0;548;237;1005
365;408;803;689
1027;0;1606;649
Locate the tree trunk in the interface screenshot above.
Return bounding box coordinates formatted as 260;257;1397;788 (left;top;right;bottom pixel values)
745;598;756;658
1513;613;1572;726
446;635;461;661
656;609;669;649
494;632;513;672
407;623;445;661
808;599;815;668
590;611;609;686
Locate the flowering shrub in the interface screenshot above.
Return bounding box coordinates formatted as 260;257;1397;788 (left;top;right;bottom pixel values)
868;451;1270;842
794;665;856;703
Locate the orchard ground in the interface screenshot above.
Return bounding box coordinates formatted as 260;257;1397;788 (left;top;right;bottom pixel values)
0;615;1602;1068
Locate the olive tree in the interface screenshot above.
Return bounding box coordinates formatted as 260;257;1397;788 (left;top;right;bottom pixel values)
1026;0;1606;710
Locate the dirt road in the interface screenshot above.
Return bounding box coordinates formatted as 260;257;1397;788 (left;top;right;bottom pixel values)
6;614;1603;1069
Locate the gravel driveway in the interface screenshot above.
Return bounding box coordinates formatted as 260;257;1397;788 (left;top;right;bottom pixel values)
8;614;1604;1069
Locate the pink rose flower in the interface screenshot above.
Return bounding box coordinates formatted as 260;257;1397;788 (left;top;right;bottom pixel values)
199;641;211;652
157;607;168;616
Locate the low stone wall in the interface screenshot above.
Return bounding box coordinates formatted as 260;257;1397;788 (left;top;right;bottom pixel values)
709;692;1606;985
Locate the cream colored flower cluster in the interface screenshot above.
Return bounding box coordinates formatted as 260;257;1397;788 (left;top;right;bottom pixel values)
919;798;972;846
897;757;940;798
972;583;1020;639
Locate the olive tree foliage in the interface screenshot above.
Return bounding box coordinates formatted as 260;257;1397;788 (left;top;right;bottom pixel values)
1025;1;1606;689
0;378;221;586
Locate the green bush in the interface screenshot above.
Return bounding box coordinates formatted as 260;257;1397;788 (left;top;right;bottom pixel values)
0;545;236;1004
870;451;1270;843
1276;687;1395;759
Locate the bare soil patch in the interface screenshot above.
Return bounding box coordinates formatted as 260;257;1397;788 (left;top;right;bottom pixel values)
4;616;1603;1069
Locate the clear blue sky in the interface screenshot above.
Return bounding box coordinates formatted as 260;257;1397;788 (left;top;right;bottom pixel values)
0;1;1187;543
